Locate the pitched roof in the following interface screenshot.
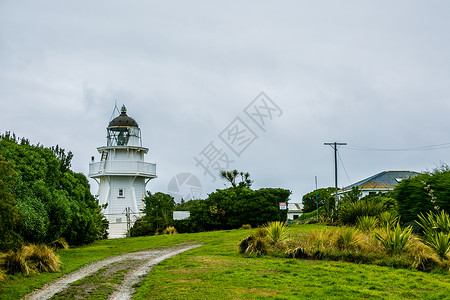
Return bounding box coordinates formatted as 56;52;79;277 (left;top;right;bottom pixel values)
288;203;303;211
341;171;421;191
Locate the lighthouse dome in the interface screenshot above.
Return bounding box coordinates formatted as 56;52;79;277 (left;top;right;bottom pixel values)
106;105;142;147
108;105;139;128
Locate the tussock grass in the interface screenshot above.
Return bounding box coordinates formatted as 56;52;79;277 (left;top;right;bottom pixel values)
245;236;268;256
0;244;60;276
50;238;69;251
26;244;61;273
0;249;30;275
163;226;178;235
239;224;252;229
335;227;361;251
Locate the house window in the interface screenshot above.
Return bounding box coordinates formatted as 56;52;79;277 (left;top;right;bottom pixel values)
118;189;124;198
368;192;376;195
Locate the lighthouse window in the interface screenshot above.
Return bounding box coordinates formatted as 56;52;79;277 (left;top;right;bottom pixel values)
118;189;124;197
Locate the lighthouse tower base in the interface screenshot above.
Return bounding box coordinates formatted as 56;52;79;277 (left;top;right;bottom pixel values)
104;211;144;239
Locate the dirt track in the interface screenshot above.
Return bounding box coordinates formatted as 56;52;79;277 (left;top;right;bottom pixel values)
24;244;202;300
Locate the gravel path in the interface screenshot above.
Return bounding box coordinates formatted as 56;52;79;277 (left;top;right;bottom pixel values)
24;244;202;300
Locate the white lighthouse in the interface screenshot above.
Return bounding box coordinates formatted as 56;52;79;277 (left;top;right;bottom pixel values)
89;105;157;238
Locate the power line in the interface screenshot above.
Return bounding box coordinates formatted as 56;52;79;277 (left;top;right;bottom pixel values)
337;150;352;185
346;143;450;152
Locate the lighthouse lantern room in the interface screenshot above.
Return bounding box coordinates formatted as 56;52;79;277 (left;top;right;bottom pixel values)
89;105;157;238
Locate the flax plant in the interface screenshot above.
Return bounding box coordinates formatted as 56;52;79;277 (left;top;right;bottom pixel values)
265;221;289;245
375;224;413;255
379;211;399;229
417;210;450;259
356;216;379;232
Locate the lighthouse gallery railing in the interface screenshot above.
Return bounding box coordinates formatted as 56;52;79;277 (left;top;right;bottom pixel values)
89;160;156;177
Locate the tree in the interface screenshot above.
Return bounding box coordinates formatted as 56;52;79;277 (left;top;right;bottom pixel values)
186;187;290;231
130;192;176;236
0;155;22;251
340;186;362;204
301;187;334;213
220;170;252;188
0;133;107;248
394;166;450;224
143;192;176;229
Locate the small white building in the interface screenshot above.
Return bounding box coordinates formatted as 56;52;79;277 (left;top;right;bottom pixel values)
287;203;303;220
89;105;157;238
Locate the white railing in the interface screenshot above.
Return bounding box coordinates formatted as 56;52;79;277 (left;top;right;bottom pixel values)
89;160;156;177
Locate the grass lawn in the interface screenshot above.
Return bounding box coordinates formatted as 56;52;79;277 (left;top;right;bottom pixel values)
1;224;449;299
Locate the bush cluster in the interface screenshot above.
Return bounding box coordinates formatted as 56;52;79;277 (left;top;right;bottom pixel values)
394;166;450;224
185;188;290;232
131;186;291;236
0;133;108;250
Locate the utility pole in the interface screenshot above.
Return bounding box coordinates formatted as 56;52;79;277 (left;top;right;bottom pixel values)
315;176;318;220
125;207;131;238
324;142;347;208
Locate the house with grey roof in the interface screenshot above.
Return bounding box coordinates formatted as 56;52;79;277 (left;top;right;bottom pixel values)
337;170;421;199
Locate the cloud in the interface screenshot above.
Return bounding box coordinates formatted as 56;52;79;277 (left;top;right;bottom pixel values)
1;1;449;202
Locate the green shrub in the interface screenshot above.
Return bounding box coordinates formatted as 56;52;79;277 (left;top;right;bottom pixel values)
339;200;385;225
374;224;413;255
0;230;23;252
394;167;450;223
172;219;192;234
265;221;289;245
356;216;379;232
379;211;399;229
129;217;155;237
240;224;252;229
296;208;323;223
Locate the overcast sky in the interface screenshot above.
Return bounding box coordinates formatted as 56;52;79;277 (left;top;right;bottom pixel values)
1;1;449;203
